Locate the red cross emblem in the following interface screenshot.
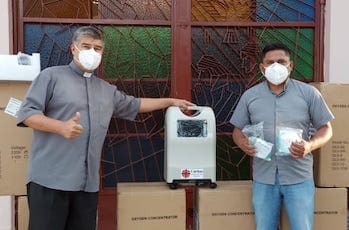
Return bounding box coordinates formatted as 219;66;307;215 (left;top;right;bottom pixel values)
181;169;191;178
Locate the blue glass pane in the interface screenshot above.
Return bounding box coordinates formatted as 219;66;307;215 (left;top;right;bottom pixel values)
192;27;259;80
191;26;262;133
256;0;315;22
102;136;165;187
191;81;242;133
24;24;77;69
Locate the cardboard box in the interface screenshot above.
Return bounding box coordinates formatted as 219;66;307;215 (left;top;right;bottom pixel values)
0;195;14;230
280;187;347;230
0;82;31;195
311;83;349;187
196;180;255;230
117;182;186;230
17;196;29;230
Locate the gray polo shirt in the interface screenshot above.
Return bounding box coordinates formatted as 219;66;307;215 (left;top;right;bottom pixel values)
230;79;334;185
17;62;140;192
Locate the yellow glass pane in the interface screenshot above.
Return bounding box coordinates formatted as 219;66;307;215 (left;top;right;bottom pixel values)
192;0;255;22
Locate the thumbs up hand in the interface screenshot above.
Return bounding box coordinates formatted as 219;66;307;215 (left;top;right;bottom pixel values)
62;112;84;139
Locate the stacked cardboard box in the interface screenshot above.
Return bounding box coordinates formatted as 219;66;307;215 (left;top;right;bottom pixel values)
117;182;186;230
311;83;349;187
280;187;347;230
310;83;349;229
0;82;31;230
0;53;39;230
0;82;31;196
195;180;255;230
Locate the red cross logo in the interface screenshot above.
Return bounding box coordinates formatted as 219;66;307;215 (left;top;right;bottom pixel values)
181;169;191;178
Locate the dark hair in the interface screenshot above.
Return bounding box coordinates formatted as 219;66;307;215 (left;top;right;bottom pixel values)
261;43;291;60
72;26;104;45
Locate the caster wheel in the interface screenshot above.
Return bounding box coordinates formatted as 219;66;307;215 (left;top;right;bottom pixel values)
209;182;217;189
169;183;178;189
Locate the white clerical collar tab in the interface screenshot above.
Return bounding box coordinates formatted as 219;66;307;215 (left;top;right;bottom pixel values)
83;72;92;78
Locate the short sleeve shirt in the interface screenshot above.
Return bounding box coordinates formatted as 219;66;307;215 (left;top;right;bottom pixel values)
17;62;141;192
230;79;334;185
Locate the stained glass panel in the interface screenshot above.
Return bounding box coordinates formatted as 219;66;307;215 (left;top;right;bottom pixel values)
98;0;171;20
107;84;169;135
102;136;165;186
192;27;259;82
191;26;260;133
23;0;92;18
24;24;77;69
216;135;250;180
24;24;172;80
192;0;255;22
256;28;314;80
256;0;315;22
192;0;315;22
102;135;250;186
23;0;172;20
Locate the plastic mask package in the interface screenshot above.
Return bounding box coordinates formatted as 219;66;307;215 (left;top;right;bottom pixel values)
249;137;273;161
276;126;303;156
242;122;273;161
242;121;264;139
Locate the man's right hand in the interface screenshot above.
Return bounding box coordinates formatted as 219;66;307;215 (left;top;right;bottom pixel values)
62;112;84;139
232;127;256;157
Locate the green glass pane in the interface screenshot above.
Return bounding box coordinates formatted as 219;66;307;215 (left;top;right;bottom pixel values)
103;26;171;79
257;28;314;81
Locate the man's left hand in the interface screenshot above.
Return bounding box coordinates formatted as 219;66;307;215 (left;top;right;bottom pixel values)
289;140;312;158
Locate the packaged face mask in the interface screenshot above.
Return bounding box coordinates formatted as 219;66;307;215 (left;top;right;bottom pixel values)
249;137;273;161
276;126;303;156
242;122;273;161
242;121;264;139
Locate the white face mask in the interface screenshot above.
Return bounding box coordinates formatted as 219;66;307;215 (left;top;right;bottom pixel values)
75;45;102;71
263;62;289;85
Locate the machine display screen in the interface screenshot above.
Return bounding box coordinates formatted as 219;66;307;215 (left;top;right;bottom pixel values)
177;120;207;137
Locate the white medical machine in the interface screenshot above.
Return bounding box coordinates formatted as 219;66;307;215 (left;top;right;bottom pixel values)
164;106;217;189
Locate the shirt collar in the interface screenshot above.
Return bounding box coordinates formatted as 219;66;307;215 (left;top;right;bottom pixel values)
69;61;94;78
283;77;291;89
264;77;291;96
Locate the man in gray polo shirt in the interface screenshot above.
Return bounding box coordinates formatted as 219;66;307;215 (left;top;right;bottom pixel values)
230;43;333;230
17;26;194;230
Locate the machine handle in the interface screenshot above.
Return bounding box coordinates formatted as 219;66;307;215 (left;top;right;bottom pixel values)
186;106;201;110
180;106;202;117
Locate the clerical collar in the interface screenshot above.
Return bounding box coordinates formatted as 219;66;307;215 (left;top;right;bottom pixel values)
83;72;93;78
